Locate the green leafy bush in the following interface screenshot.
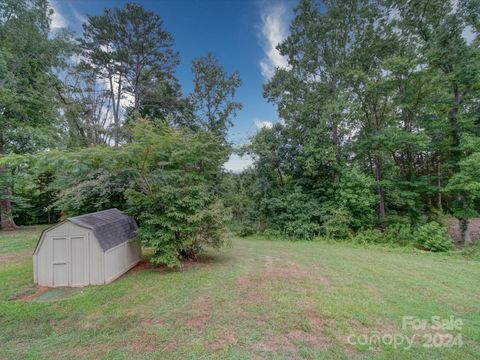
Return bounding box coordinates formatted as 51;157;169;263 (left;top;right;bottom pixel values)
322;207;353;240
354;223;415;246
415;222;453;252
220;171;257;237
319;166;377;239
258;188;322;240
461;240;480;260
383;223;415;246
333;166;377;231
354;228;384;244
123;121;230;267
284;220;321;240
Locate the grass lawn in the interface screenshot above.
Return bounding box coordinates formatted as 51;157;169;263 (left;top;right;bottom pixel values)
0;227;479;359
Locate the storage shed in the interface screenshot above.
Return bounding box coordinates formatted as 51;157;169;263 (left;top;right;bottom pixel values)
33;209;141;287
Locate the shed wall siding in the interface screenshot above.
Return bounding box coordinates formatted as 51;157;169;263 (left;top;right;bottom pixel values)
126;241;141;267
35;223;105;286
104;241;141;284
35;221;139;287
88;231;105;285
105;243;125;282
36;234;50;285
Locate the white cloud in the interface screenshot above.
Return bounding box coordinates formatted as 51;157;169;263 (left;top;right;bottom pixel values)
224;154;253;173
462;25;477;45
259;3;290;79
255;119;274;129
49;0;67;29
49;0;86;31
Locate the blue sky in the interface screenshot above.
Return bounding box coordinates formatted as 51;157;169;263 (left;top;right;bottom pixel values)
49;0;296;171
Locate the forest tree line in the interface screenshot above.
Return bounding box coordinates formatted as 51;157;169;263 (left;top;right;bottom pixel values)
227;0;480;249
1;0;480;264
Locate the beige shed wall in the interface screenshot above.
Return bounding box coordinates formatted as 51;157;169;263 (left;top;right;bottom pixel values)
34;222;104;287
104;240;141;284
34;220;140;287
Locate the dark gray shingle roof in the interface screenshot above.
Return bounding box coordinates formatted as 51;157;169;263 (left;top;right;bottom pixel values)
68;208;138;251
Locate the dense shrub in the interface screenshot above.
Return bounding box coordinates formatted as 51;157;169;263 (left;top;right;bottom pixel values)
333;167;377;231
383;223;416;246
353;223;415;246
415;222;453;252
258;188;322;240
322;207;353;239
220;171;257;236
126;177;230;267
122;121;230;267
461;240;480;260
354;228;384;244
284;220;322;240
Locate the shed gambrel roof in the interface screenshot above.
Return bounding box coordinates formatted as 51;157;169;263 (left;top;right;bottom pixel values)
68;208;138;251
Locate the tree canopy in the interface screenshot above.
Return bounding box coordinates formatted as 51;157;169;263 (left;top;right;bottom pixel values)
2;0;480;261
239;0;480;246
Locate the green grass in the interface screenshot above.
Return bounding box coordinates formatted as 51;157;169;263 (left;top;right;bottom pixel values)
0;227;479;359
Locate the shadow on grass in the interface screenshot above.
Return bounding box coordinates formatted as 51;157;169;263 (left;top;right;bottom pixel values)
128;252;230;275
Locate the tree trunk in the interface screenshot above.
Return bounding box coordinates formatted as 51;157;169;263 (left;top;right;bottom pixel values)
448;89;462;155
449;88;468;243
134;61;142;111
460;218;472;247
276;165;284;187
0;189;18;231
332;121;341;184
374;156;385;227
435;151;442;211
108;72;122;147
0;141;18;231
457;192;473;247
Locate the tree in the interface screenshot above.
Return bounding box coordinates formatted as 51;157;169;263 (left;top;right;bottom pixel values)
121;121;230;267
0;0;69;229
263;0;397;226
62;61;114;147
245;124;290;188
136;77;194;128
344;2;398;226
241;0;480;247
394;0;480;241
446;152;480;245
79;3;179;145
191;53;242;142
269;0;354;184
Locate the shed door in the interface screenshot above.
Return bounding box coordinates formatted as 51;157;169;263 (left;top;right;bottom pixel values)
52;237;68;286
70;236;88;286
